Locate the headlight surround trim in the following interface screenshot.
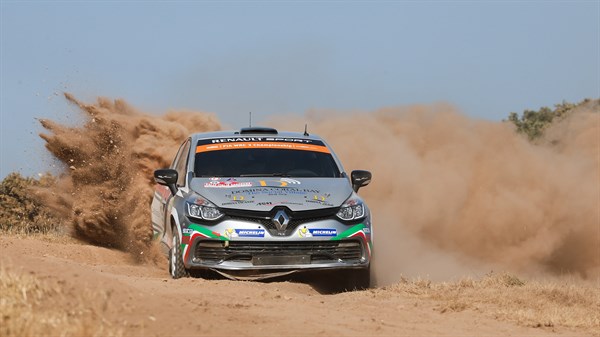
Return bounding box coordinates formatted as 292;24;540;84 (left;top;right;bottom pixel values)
336;196;366;221
186;198;224;221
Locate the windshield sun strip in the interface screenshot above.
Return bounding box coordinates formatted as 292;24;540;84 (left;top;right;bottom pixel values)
196;142;331;154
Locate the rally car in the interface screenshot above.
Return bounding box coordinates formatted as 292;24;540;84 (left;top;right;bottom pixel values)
151;127;373;289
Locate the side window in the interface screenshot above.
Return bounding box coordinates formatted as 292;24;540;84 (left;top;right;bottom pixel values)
170;141;186;169
173;139;191;187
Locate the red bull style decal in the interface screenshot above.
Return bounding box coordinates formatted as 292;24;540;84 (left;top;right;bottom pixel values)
204;178;253;188
331;224;372;257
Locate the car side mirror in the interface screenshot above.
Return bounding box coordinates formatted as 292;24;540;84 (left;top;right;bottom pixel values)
154;169;178;195
351;170;372;192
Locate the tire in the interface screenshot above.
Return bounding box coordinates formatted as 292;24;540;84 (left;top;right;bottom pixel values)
345;267;370;291
169;230;189;279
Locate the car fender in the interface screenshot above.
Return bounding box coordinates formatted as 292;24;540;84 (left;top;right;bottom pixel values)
170;207;182;244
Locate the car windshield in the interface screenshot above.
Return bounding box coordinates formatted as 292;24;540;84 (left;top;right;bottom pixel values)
194;148;341;178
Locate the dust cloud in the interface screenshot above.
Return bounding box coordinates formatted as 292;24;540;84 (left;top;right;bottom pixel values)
38;93;220;259
38;94;598;281
276;101;599;283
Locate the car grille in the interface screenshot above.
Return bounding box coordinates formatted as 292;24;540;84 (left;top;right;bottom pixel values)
224;215;335;235
221;207;340;236
193;240;363;264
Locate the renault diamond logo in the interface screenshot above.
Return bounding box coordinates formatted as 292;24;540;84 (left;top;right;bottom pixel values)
272;210;290;231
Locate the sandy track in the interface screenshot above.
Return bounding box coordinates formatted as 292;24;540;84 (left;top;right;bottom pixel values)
0;236;583;336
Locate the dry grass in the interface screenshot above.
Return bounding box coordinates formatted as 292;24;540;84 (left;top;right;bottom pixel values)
383;272;600;334
0;267;122;337
0;173;62;235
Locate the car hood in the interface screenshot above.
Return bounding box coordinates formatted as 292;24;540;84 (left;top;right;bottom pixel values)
189;177;353;211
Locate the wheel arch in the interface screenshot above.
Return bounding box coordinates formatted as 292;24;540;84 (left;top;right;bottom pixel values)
168;207;182;249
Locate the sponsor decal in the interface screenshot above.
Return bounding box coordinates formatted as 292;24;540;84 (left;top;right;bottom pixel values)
224;228;238;238
259;178;302;187
231;188;320;196
236;229;265;237
256;201;304;207
298;226;337;238
305;194;334;207
311;194;329;201
298;226;311;238
182;228;193;234
196;138;329;154
204;178;253;189
225;228;265;238
223;194;254;201
280;178;301;185
197;142;330;154
310;229;337;237
221;201;255;206
221;194;255;206
198;137;323;145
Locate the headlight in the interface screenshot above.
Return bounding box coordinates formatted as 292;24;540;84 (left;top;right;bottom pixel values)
186;197;223;221
336;196;366;221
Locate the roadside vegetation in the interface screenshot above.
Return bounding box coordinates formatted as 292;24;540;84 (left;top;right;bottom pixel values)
382;272;600;334
0;267;122;337
506;98;595;141
0;172;60;234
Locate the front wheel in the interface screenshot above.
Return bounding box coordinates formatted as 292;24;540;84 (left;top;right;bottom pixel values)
169;231;189;279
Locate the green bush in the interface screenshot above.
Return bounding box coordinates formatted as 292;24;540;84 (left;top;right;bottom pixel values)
506;100;584;141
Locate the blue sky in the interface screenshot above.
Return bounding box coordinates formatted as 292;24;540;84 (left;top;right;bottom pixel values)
1;1;598;178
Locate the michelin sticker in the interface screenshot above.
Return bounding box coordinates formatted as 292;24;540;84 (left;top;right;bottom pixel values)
225;228;265;238
298;226;337;238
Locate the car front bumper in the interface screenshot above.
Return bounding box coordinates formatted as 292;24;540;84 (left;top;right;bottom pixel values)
180;218;372;273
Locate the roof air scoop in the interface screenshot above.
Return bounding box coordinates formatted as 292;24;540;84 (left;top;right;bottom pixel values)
239;127;278;135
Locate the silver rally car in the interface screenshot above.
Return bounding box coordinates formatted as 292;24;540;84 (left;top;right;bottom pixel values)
151;127;373;289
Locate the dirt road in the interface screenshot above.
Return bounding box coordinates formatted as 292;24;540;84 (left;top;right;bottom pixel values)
2;236;589;337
